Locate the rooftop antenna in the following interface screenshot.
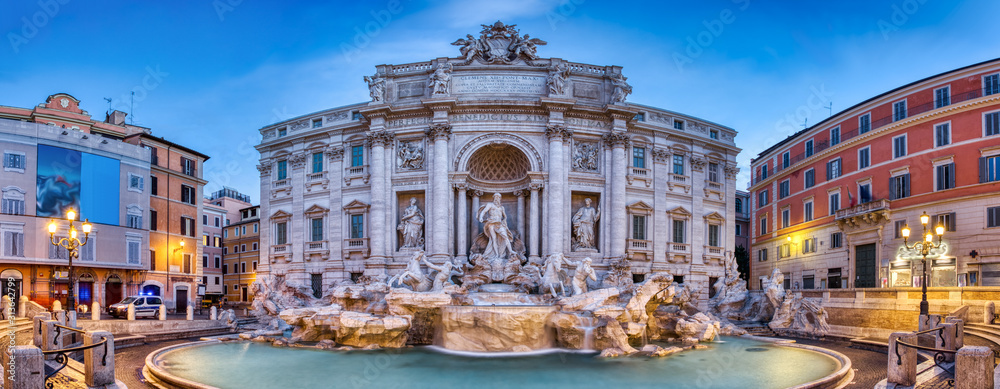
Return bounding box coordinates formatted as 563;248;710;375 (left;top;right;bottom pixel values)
129;91;135;124
825;102;833;117
103;97;112;115
802;118;808;129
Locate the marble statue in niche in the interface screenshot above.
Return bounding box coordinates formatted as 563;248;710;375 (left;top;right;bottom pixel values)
364;73;387;102
397;141;424;170
398;198;425;249
478;193;514;260
428;63;453;96
572;142;598;172
572;198;601;250
547;62;569;96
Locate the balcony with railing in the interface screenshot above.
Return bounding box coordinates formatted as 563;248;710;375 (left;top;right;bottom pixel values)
627;239;652;252
344;238;370;257
752;87;990;186
345;164;368;177
307;171;327;182
273;178;290;188
667;242;690;252
835;198;891;228
304;240;330;260
626;166;652;187
270;243;292;263
836;199;890;220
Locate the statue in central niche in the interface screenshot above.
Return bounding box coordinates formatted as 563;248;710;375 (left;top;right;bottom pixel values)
465;193;529;289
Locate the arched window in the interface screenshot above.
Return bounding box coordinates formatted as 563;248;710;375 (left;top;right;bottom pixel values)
735;198;743;214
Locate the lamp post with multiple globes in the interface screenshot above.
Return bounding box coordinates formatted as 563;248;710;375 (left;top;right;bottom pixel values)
900;211;946;317
47;209;92;312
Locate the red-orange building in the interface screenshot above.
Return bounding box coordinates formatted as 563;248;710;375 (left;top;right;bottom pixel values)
750;59;1000;290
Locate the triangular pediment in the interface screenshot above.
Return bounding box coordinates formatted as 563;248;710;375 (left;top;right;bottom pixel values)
668;206;691;216
343;200;370;212
304;204;330;215
270;210;292;221
704;211;725;222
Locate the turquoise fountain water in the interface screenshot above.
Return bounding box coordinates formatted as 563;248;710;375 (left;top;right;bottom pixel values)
153;336;839;389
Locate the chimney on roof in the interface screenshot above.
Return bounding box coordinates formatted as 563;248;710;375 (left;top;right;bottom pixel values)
105;110;128;125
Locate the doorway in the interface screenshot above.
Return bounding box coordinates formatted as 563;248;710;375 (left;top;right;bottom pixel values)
241;286;248;302
176;287;188;312
855;243;877;288
78;273;94;307
105;275;123;306
1;269;22;315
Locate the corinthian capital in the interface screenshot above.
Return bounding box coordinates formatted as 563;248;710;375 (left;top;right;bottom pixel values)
366;130;395;148
325;145;345;161
602;131;631;148
545;125;572;142
427;123;452;141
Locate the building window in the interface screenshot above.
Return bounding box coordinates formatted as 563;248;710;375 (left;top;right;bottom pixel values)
278;128;287;137
985;74;1000;96
758;189;769;207
674;120;684;130
936;163;955;191
859;183;872;203
180;217;195;237
985;112;1000;137
223;247;228;255
351;146;364;167
312;119;322;128
804;201;814;222
988;206;1000;228
672;155;684;175
735;199;743;214
252;261;257;271
892;135;907;159
128;173;144;192
2;230;25;257
760;163;769;180
0;187;26;215
708;224;720;247
311;218;324;242
633;215;647;240
311;274;323;298
126;239;141;264
735;224;742;237
935;123;950;147
759;217;768;235
671;219;684;243
215;217;220;227
2;152;26;173
830;232;843;248
894;220;907;239
826;158;842;180
859;113;871;134
632;147;645;168
804;169;815;189
858;147;870;170
935;86;951;108
802;238;816;254
779;244;791;259
181;185;196;205
829;127;841;146
350;215;364;239
889;174;910;200
757;248;768;262
710;130;719;140
805;140;814;157
708;162;719;183
779;180;790;199
241;244;246;252
351;111;362;120
312;152;323;173
252;242;258;251
934;213;956;232
215;256;221;268
151;176;157;196
277;160;288;180
215;277;220;285
203;215;208;225
893;100;907;121
275;222;287;245
782;151;790;169
829;193;840;215
150;210;157;231
781;209;790;229
126;212;142;229
241;262;246;273
982;155;1000;183
181;157;196;177
202;255;208;268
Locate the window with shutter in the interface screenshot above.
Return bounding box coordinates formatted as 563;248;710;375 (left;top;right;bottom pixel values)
986;112;1000;136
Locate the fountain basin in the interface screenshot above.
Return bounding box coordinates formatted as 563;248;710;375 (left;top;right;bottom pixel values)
144;336;852;389
439;305;558;352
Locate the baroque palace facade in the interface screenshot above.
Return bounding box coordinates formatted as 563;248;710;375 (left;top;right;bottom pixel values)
750;58;1000;290
256;22;741;306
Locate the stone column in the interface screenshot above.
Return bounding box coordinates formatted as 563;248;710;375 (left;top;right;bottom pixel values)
529;183;542;262
471;191;482;240
455;184;468;262
428;124;452;261
515;190;526;241
2;346;43;389
887;332;917;387
326;145;346;280
651;148;670;271
367;131;394;272
545;125;570;255
956;346;994;389
604;131;630;257
83;331;115;387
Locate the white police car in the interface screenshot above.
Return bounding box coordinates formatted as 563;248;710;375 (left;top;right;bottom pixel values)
108;295;163;318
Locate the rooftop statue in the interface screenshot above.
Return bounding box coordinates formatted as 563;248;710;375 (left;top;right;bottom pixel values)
451;21;547;64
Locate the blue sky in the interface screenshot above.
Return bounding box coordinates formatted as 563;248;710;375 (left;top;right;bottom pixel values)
3;0;998;201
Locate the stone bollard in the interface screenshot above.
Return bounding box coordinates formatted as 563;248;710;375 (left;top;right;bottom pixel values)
955;346;994;389
888;332;918;386
946;317;965;349
53;309;66;325
40;320;63;360
210;306;218;321
985;302;995;324
92;301;101;321
83;331;115;387
938;323;958;362
918;314;942;331
2;345;44;389
127;304;136;321
52;300;61;312
18;295;27;318
158;304;167;321
67;310;77;328
32;312;52;348
2;295;11;320
186;304;194;320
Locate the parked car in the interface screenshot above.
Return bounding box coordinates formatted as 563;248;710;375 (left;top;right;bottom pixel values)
108;295;163;319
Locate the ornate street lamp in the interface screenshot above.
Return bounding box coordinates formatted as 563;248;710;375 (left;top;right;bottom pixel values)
47;209;92;312
900;211;945;316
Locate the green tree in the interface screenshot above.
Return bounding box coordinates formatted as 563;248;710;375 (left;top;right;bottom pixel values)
734;245;750;282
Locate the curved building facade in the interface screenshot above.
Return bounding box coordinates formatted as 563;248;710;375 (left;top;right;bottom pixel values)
750;58;1000;290
256;23;741;306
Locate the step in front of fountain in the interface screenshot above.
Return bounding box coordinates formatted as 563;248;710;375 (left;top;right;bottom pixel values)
439;305;559;352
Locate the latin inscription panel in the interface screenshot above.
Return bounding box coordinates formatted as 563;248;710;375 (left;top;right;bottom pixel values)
452;75;547;95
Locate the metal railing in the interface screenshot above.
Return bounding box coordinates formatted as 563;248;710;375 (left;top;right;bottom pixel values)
43;324;108;389
752;88;990;185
